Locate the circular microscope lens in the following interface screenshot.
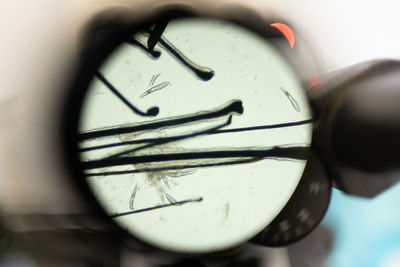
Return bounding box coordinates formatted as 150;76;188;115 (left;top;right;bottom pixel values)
77;17;313;253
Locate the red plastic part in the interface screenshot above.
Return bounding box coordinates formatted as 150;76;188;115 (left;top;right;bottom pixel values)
270;23;295;49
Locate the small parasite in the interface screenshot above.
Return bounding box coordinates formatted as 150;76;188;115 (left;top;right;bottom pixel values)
129;184;139;210
223;202;230;221
166;170;196;178
280;87;300;112
149;73;161;86
140;81;170;98
165;192;178;205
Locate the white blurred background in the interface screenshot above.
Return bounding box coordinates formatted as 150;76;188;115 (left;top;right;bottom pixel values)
2;0;400;102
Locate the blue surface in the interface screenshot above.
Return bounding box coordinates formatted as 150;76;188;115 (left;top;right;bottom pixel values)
322;181;400;267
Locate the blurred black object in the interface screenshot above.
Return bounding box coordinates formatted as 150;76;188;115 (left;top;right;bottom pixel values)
308;59;400;197
286;226;333;267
